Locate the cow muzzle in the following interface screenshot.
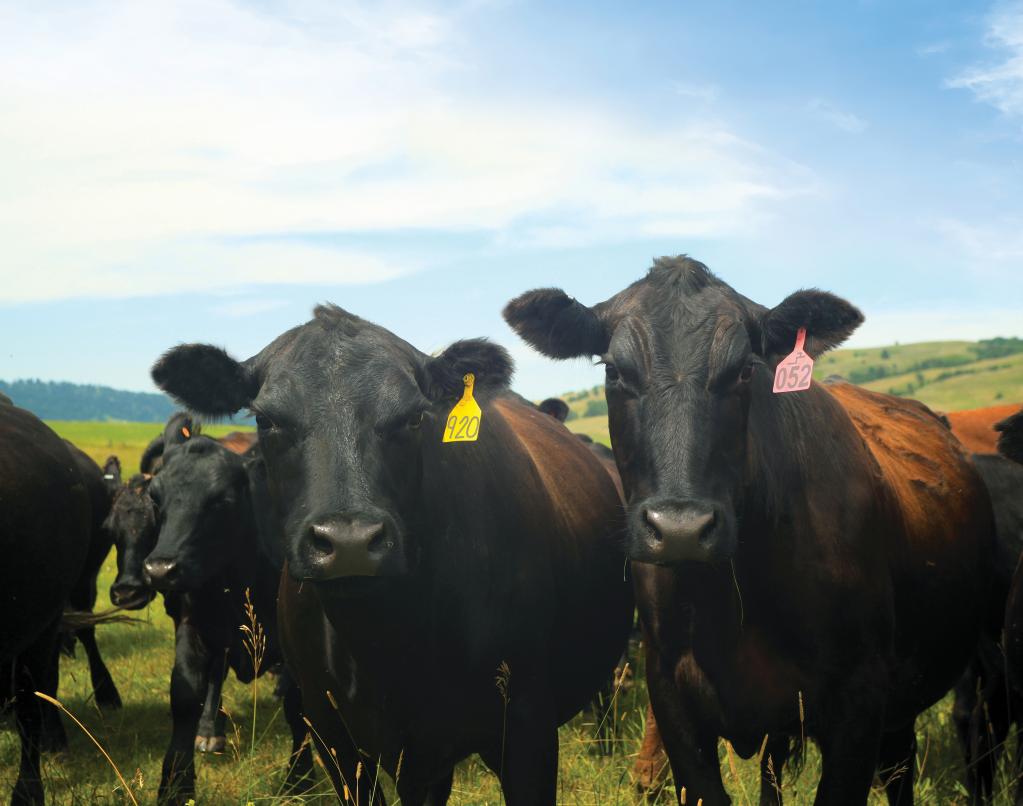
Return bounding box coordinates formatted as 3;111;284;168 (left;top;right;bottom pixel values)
298;513;404;580
109;579;155;609
630;498;735;565
143;557;183;591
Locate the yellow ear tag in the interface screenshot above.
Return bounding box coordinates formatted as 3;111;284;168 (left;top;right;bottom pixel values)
443;373;482;443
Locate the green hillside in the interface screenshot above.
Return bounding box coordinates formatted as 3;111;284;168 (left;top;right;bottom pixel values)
552;338;1023;447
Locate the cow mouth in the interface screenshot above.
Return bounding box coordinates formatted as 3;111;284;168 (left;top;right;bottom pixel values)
309;575;392;600
110;586;156;610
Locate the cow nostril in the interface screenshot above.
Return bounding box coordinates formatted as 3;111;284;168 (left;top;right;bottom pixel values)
310;532;335;558
366;524;386;554
643;508;664;542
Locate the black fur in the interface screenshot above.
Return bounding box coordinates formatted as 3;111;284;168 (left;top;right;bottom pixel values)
538;397;570;422
761;289;864;360
426;339;514;399
152;344;255;417
997;409;1023;465
503;288;608;359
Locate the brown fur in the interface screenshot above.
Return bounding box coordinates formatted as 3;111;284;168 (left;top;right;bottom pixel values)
946;402;1023;454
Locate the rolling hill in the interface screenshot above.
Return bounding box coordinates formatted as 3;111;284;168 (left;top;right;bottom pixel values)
553;337;1023;446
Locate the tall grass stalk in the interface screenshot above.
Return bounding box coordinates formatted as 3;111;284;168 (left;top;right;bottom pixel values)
34;692;139;806
495;661;512;793
239;588;266;759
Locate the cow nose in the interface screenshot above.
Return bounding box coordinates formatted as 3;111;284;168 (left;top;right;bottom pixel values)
645;507;715;544
143;558;180;590
303;518;394;579
634;502;729;564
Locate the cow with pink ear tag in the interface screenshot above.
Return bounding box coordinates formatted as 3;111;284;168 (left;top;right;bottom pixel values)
505;255;997;806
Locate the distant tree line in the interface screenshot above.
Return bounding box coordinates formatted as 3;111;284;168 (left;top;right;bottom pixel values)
0;379;177;422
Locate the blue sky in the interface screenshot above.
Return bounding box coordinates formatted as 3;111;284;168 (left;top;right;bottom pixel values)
1;0;1021;399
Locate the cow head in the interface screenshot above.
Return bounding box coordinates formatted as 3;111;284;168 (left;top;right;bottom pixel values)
504;256;862;566
997;409;1023;465
142;437;250;591
107;474;158;609
151;305;513;594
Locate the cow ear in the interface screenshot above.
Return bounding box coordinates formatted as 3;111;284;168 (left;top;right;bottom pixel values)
760;289;864;360
997;410;1023;465
503;288;608;359
425;339;514;399
538;397;569;422
152;344;257;417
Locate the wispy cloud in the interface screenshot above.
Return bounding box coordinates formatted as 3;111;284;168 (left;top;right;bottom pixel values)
917;41;951;57
672;81;718;102
0;1;810;303
934;216;1023;262
807;98;868;133
949;3;1023;117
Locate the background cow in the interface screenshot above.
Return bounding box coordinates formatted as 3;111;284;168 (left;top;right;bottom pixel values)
0;403;91;805
139;436;311;805
150;305;635;805
505;255;996;805
38;443;125;751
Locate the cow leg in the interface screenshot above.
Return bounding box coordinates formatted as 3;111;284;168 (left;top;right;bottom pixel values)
877;722;917;806
281;673;314;794
78;626;122;710
158;622;212;806
38;639;67;754
813;693;883;806
633;704;670;796
396;767;455;806
194;651;227;754
11;621;59;806
952;662;981;802
759;735;791;806
645;656;729;806
484;688;559;806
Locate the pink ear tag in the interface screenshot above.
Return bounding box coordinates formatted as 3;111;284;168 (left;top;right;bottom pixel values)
773;327;813;394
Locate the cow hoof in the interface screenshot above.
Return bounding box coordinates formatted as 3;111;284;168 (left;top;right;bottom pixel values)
195;734;227;753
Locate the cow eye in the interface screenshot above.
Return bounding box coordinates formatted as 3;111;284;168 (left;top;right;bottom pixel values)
604;363;620;383
406;410;424;430
738;362;756;384
254;414;274;431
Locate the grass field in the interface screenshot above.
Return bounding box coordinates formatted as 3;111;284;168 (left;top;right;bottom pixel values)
0;408;1020;803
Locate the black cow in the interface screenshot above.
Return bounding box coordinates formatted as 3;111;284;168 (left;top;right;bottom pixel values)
998;409;1023;465
951;453;1023;802
139;437;311;805
1;403;91;805
38;444;125;751
150;304;635;805
505;256;995;805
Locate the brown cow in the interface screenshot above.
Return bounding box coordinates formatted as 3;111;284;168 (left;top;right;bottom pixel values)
945;402;1023;454
505;256;995;805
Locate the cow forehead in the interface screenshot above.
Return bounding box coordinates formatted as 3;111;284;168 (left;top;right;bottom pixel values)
256;324;424;417
611;291;750;374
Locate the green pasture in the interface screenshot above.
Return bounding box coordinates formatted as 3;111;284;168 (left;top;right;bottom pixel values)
1;420;1019;803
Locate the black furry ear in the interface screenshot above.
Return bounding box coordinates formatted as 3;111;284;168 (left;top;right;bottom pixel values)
538;397;570;422
151;344;257;417
503;288;608;359
761;289;864;361
996;410;1023;465
425;339;514;399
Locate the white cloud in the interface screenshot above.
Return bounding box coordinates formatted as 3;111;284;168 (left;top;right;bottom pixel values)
0;1;810;302
949;3;1023;117
672;81;718;102
807;98;868;133
933;217;1023;262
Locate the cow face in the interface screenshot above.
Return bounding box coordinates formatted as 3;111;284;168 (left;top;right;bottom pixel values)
505;256;862;566
107;474;158;609
151;305;512;593
142;439;249;591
